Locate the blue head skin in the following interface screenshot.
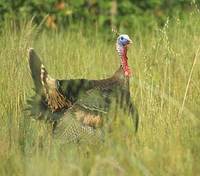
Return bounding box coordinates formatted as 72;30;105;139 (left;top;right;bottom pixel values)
116;34;132;57
117;34;132;47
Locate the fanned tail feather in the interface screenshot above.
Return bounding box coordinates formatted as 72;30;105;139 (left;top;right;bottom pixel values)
28;48;43;94
27;48;72;121
27;48;48;120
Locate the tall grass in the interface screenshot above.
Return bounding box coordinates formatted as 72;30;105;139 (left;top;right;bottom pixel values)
0;12;200;176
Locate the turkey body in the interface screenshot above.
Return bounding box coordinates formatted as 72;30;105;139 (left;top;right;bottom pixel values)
27;35;139;143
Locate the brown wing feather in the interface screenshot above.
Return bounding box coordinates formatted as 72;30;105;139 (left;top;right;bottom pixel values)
40;64;72;112
74;108;103;128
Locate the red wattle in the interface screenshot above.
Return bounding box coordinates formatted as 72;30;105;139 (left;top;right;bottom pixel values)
121;48;131;77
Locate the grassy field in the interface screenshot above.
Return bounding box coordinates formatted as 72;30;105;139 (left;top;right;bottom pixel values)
0;12;200;176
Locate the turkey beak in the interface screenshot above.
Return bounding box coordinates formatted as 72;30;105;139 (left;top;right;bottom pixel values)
128;39;133;44
126;39;132;48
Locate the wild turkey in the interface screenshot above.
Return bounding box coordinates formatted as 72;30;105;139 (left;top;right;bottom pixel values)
27;34;139;143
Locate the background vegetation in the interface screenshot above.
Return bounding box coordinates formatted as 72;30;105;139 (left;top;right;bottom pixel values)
0;0;200;31
0;1;200;176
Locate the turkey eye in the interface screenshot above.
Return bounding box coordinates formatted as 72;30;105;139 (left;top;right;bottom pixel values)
120;37;124;40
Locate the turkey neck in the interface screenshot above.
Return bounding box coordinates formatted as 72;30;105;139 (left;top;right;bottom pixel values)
116;43;131;77
88;45;130;90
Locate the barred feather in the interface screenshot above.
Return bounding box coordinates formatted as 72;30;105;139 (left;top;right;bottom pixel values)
53;111;104;144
